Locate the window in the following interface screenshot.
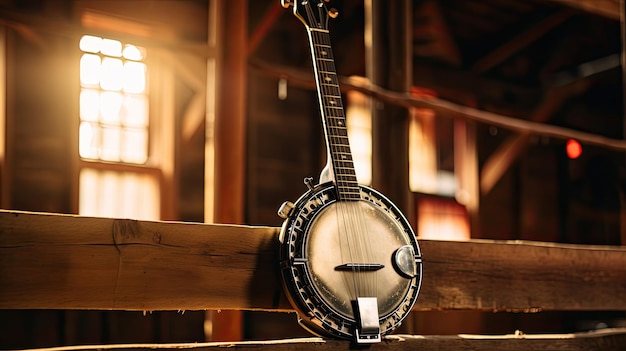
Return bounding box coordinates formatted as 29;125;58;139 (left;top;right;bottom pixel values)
408;88;476;239
79;35;148;164
78;35;160;220
408;88;457;197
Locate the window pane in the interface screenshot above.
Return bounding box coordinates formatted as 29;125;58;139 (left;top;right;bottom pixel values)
80;54;101;86
101;126;121;161
80;89;99;122
409;109;438;193
123;44;144;61
101;38;122;57
417;197;470;241
79;168;160;220
79;122;99;159
123;95;148;127
121;128;148;164
123;61;146;94
79;35;102;53
100;57;123;91
100;91;122;124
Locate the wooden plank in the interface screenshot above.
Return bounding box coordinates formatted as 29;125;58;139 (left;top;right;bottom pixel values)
20;329;626;351
2;210;626;311
0;210;284;311
418;239;626;311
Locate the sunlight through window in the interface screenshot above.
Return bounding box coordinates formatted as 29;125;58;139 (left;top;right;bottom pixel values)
417;197;470;241
79;168;159;220
78;32;159;222
78;35;148;164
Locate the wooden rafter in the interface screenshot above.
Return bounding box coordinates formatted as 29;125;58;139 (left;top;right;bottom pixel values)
413;0;462;66
480;53;620;194
543;0;621;20
472;10;573;73
247;2;283;56
480;81;588;194
0;7;214;57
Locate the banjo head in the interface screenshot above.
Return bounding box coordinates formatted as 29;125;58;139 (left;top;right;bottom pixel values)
279;183;423;341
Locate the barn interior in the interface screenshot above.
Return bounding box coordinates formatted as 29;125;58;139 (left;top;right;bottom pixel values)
0;0;624;348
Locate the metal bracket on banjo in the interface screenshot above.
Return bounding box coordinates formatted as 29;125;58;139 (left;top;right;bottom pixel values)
355;297;381;344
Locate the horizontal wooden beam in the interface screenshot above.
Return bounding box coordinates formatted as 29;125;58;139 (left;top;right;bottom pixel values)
1;210;626;312
0;7;214;57
250;60;626;152
17;329;626;351
0;210;283;311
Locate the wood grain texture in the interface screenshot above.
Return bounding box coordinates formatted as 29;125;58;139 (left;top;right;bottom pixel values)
0;210;285;311
1;210;626;312
22;329;626;351
415;239;626;311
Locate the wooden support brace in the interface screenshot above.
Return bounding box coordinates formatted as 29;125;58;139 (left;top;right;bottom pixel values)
2;210;626;312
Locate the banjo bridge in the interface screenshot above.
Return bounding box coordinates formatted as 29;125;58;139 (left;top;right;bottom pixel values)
334;263;385;271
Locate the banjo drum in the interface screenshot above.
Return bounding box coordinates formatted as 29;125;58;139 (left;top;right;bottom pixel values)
277;0;423;344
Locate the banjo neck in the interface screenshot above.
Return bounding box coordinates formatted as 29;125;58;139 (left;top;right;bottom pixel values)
307;28;360;202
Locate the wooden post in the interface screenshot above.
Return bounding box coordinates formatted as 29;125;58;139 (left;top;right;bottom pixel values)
206;0;248;341
366;0;413;216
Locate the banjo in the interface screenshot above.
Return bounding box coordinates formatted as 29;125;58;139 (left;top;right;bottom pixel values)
277;0;423;344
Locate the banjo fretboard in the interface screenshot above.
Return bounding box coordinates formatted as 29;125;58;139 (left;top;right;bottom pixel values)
308;28;360;201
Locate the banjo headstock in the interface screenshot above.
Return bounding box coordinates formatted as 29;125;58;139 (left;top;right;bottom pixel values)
282;0;338;30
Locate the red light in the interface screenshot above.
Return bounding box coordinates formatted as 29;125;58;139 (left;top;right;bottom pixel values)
566;139;582;159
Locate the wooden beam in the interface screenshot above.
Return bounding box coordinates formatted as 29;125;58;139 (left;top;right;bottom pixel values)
479;83;586;194
2;210;626;312
0;7;214;57
247;2;283;56
15;329;626;351
543;0;620;20
0;210;282;311
250;60;626;152
413;0;461;66
472;10;573;73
